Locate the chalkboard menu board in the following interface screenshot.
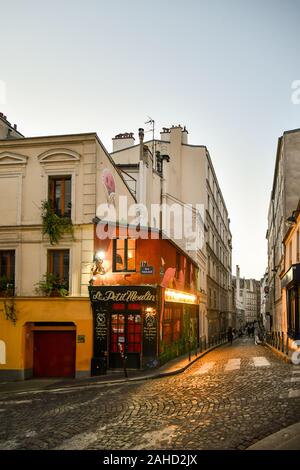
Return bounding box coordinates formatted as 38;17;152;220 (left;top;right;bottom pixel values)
143;309;157;359
93;306;108;356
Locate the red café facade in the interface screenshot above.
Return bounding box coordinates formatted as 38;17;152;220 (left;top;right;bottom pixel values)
88;226;200;374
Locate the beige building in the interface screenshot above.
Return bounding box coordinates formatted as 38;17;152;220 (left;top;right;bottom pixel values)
110;125;233;339
0;130;135;298
280;198;300;347
267;128;300;332
0;115;135;379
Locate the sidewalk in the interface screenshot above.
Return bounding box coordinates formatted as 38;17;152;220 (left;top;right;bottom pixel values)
0;341;226;394
247;422;300;450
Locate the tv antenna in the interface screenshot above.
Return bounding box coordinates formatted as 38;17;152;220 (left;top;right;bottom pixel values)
145;116;155;161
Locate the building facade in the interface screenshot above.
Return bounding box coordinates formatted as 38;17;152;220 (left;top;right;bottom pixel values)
0;117;205;379
233;265;260;325
0;123;136;380
280;199;300;350
110;125;233;341
266;128;300;333
89;225;200;372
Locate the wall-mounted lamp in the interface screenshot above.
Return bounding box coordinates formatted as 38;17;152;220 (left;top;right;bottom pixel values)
95;251;105;261
90;251;106;281
286;210;300;227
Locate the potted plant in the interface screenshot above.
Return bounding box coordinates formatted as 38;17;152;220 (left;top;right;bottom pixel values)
35;273;69;297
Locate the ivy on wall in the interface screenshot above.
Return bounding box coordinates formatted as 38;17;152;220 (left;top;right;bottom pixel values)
41;201;74;245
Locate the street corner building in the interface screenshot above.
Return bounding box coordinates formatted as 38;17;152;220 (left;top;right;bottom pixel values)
0;114;136;380
89;227;200;373
0;115;233;380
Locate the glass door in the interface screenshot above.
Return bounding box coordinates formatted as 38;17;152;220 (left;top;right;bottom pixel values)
109;309;142;369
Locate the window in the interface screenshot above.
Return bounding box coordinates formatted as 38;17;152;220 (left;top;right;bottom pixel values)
0;250;15;293
162;305;183;344
289;241;293;266
49;176;71;218
48;250;70;290
176;252;181;279
185;259;191;288
297;229;300;262
113;239;136;272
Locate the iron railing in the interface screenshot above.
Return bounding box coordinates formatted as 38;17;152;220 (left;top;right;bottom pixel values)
265;331;289;356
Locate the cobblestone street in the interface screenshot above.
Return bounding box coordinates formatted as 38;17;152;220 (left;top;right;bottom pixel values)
0;339;299;450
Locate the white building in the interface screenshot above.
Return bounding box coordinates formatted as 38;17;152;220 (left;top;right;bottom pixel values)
110;125;233;340
234;265;260;325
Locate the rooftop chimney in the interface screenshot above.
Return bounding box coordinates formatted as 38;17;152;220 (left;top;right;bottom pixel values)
112;132;135;152
181;125;188;144
160;127;171;142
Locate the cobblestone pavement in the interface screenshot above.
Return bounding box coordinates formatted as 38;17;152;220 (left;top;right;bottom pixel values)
0;338;299;450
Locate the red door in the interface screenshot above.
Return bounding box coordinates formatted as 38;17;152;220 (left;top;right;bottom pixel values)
33;331;76;378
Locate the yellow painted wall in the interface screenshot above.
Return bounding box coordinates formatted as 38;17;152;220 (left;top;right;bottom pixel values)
0;297;93;377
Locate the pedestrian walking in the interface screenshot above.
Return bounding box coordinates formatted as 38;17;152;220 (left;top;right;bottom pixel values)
254;325;261;345
227;326;233;345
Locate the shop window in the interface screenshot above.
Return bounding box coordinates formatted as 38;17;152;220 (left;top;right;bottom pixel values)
127;313;141;353
112;303;125;310
0;250;15;294
113;239;136;272
48;250;70;292
49;176;72;218
163;305;183;344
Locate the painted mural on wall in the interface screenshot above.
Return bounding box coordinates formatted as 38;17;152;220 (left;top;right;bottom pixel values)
160;257;194;291
102;169;116;206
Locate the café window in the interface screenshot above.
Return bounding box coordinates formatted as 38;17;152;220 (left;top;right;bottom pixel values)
185;259;191;288
48;250;70;290
49;176;72;218
176;252;181;279
287;286;300;339
113;239;136;272
0;250;15;292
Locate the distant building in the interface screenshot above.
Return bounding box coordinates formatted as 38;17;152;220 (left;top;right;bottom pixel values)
233;265;260;325
0;112;23;139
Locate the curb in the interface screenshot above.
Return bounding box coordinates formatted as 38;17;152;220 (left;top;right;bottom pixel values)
47;341;229;390
264;343;291;364
246;421;300;450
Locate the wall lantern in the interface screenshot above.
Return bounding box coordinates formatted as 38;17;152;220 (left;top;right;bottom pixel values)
90;251;106;283
286;210;300;227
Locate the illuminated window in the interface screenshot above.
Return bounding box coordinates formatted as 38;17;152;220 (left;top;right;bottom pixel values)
113;239;136;272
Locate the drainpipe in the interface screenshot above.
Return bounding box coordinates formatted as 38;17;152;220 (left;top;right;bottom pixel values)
138;128;145;207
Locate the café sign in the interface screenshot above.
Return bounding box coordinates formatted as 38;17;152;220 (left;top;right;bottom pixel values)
89;286;157;303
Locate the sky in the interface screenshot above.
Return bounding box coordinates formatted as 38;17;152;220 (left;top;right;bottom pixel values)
1;0;300;279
